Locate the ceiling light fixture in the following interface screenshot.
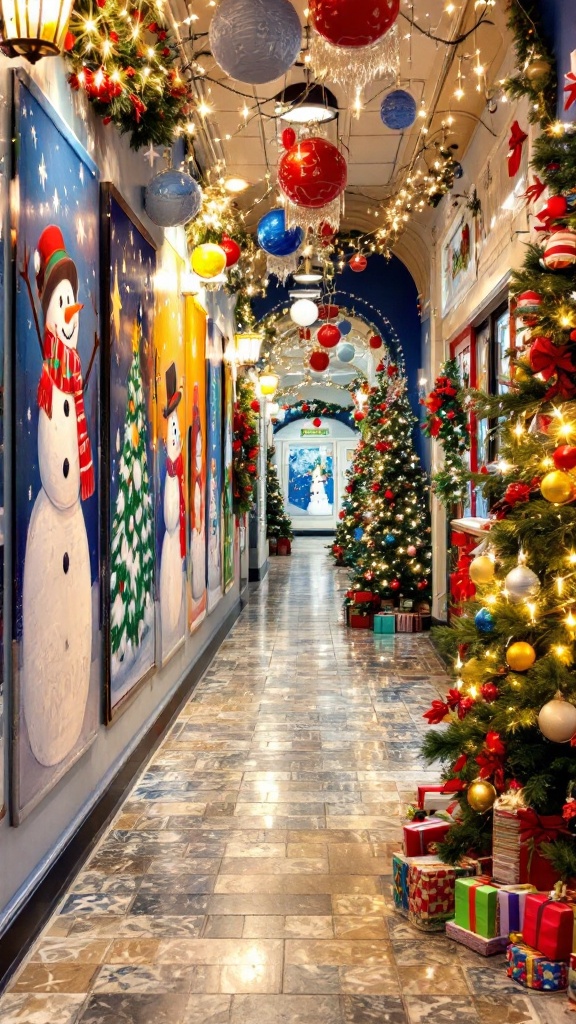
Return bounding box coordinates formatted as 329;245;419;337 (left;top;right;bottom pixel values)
224;177;250;193
275;83;338;125
292;258;323;285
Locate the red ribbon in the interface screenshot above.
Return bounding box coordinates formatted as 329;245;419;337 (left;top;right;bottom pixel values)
564;71;576;112
523;175;546;204
508;121;528;178
517;807;570;848
529;336;576;400
469;883;477;932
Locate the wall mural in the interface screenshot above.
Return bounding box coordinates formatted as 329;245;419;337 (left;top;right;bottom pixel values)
206;318;223;612
441;214;476;316
288;445;334;517
185;297;207;631
102;185;156;720
12;75;101;821
223;362;234;592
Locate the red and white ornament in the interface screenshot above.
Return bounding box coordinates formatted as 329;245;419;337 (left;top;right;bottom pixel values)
515;290;542;327
349;253;367;272
309;0;400;95
542;229;576;271
278;137;347;232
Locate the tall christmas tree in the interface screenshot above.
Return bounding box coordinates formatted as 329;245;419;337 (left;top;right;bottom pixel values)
422;113;576;878
345;361;432;605
266;445;293;539
110;317;154;663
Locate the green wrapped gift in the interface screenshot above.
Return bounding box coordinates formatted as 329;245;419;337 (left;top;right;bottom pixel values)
374;613;395;635
455;877;498;938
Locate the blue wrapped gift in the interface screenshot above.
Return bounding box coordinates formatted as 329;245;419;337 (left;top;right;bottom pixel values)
374;612;395;635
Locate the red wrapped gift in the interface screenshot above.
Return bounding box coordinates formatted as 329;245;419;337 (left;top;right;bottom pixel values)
403;817;451;857
523;894;576;962
348;612;374;629
417;785;458;812
492;807;564;891
354;591;376;603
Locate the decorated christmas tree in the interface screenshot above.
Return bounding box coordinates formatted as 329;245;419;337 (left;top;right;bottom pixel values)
422;357;470;508
422;131;576;880
110;318;154;662
232;377;260;515
331;434;369;566
266;445;293;540
345;361;432;606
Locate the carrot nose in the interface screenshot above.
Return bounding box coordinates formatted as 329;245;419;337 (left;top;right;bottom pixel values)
64;303;83;324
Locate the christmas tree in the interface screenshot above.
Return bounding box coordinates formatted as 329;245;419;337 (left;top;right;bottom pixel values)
332;435;369;566
110;317;154;662
232;377;260;515
422;132;576;879
266;446;293;539
345;361;432;606
421;357;470;508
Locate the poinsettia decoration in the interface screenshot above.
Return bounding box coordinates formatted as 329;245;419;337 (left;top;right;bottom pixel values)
421;358;470;507
233;378;260;516
66;0;194;149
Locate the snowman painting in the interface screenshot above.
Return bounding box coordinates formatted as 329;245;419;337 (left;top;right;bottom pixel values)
188;383;206;604
159;363;186;645
19;225;97;767
307;460;332;516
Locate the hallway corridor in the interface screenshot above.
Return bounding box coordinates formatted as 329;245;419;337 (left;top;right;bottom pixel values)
0;541;560;1024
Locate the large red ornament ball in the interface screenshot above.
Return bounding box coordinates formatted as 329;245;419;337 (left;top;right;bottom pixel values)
317;323;341;348
542;229;576;270
309;349;330;372
282;126;296;149
553;445;576;472
390;579;401;590
278;137;347;209
353;410;365;422
310;0;400;47
250;399;260;413
220;235;241;268
349;253;367;272
313;417;322;427
318;303;339;320
369;334;383;349
546;194;568;219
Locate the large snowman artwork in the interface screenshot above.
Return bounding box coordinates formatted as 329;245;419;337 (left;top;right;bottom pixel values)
159;363;185;644
20;225;97;767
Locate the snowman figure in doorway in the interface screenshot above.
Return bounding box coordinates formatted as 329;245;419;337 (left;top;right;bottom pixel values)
160;363;185;639
307;460;332;516
20;225;97;767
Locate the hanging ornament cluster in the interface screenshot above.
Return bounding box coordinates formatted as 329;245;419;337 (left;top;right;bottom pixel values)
144;169;202;228
278;134;347;233
66;0;194;150
308;0;400;96
209;0;301;85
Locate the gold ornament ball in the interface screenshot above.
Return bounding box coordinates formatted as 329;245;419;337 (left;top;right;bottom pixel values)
467;778;497;813
524;57;551;82
191;243;227;280
469;555;495;585
540;470;576;505
538;694;576;743
506;641;536;672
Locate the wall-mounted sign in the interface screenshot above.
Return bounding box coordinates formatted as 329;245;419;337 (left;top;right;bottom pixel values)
301;428;329;436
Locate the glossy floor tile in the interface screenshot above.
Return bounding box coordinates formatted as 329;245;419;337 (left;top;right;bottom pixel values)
1;540;566;1022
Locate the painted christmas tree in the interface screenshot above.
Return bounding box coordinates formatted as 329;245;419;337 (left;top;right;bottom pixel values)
345;361;432;606
110;316;154;663
266;445;293;539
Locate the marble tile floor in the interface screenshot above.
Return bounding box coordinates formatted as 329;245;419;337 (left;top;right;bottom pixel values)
0;539;568;1023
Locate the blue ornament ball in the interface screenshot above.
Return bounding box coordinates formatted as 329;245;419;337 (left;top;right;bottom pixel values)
144;169;202;228
338;318;352;336
336;342;355;363
209;0;301;85
354;527;364;541
257;209;304;256
380;89;417;131
385;533;396;545
475;608;495;634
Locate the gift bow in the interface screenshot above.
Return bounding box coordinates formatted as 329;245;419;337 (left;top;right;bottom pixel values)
564;71;576;112
529;336;576;399
523;175;546;204
508;121;528;178
517;807;570;849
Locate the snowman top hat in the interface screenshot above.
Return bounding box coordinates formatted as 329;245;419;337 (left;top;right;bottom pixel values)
35;225;78;317
163;362;182;418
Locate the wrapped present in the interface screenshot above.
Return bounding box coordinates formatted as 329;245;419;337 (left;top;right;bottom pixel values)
492;805;563;890
395;612;431;633
568;952;576;1008
403;816;451;856
348;612;374;629
497;885;536;938
523;893;576;962
507;939;569;991
407;857;477;928
454;878;498;938
393;852;410;912
446;919;509;956
417;784;455;812
374;612;395;635
354;590;376;603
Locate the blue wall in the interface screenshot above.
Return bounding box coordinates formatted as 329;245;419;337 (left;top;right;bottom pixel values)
540;0;576;119
254;253;425;460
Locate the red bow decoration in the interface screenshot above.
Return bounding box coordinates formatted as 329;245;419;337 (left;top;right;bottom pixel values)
508;120;528;178
529;336;576;400
423;699;450;725
564;71;576;112
523;175;546;204
517;807;570;847
475;731;506;791
450;553;476;604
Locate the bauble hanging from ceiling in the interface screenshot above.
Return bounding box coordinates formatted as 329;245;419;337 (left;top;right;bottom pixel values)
256;208;304;256
349;253;367;272
317;324;341;348
290;298;319;327
278;136;347;232
336;341;355;362
309;349;330;372
308;0;400;96
209;0;302;85
144;169;202;228
380;89;417;130
191;243;227;280
220;235;242;267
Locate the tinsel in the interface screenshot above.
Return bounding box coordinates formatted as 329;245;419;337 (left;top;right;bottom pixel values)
309;27;399;97
284;196;342;234
266;249;302;285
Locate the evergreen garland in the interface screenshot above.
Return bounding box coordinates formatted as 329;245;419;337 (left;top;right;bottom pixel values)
502;0;556;125
232;378;259;516
421;359;470;508
274;399;356;431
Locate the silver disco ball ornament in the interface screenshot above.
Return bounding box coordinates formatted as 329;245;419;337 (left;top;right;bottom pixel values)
505;564;541;604
144;169;202;228
209;0;302;85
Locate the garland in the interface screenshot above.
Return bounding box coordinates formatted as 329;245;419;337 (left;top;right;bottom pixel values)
232;378;260;516
273;400;356;432
421;359;470;508
66;0;193;149
502;0;556;125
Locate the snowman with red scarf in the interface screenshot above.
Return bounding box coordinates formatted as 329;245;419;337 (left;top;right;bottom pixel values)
21;225;95;767
160;363;185;642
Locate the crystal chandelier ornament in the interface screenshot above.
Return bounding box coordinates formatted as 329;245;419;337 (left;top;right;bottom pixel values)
308;0;400;97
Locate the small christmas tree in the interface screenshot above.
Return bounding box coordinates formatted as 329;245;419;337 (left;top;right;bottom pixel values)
331;437;369;565
110;317;154;662
345;361;432;605
266;445;293;539
422;357;470;508
232;377;259;515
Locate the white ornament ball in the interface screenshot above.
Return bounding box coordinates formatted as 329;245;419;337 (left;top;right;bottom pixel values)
290;298;319;327
505;564;541;604
538;695;576;743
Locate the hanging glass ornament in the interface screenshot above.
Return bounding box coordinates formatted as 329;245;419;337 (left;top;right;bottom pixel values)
504;558;541;604
338;318;352;335
191;243;227;280
309;349;330;372
266;249;302;284
538;692;576;743
209;0;301;85
220;235;242;268
336;342;355;363
257;209;304;256
380;89;417;130
278;136;347;233
349;253;367;272
317;324;341;348
309;0;400;95
290;298;319;327
144;169;202;228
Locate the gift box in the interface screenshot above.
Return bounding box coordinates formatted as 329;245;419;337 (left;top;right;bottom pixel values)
568;952;576;1008
374;612;395;635
523;894;576;962
395;612;431;633
407;857;477;928
455;878;499;938
393;852;410;912
417;784;459;813
497;885;536;938
492;806;562;891
354;590;376;603
507;939;568;991
446;919;509;956
403;817;451;856
348;611;374;629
